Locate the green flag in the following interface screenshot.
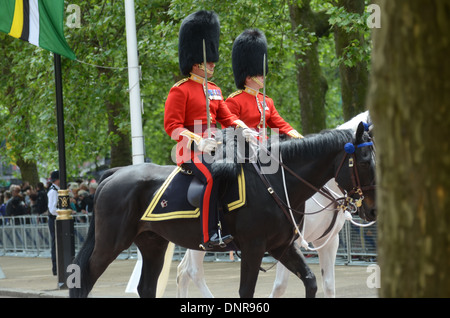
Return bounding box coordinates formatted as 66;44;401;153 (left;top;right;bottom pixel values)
0;0;76;60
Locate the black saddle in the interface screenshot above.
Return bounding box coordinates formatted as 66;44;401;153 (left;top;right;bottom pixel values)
141;166;246;222
187;177;204;208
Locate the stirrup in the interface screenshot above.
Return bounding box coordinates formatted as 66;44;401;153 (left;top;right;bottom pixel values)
199;233;233;250
216;221;228;247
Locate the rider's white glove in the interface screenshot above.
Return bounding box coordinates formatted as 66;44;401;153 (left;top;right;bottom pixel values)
242;128;259;144
198;138;217;154
287;129;303;139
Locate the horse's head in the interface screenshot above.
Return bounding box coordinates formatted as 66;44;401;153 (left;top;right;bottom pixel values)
335;122;376;222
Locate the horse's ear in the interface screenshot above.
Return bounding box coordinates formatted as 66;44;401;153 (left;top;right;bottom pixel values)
356;121;365;143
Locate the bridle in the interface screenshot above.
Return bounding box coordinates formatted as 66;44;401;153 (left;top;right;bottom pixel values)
251;129;375;259
252;131;375;234
253;139;374;216
334;140;375;213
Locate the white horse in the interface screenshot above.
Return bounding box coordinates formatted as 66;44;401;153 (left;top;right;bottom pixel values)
176;111;372;298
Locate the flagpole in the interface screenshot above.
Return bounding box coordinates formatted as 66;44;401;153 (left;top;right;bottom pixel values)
53;53;75;289
54;54;67;189
124;0;144;295
124;0;144;165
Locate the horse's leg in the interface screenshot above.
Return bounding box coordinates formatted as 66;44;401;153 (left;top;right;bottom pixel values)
269;262;290;298
87;247;124;293
314;234;339;298
70;216;134;298
176;251;192;298
134;232;169;298
177;249;213;298
74;238;129;298
272;242;317;298
239;243;266;298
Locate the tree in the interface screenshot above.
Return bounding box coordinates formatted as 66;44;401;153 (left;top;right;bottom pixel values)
368;0;450;297
288;0;371;132
288;0;329;134
331;0;369;120
69;1;132;168
0;36;54;185
0;0;375;179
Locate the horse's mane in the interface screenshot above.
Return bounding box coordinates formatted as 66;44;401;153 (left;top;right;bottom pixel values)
211;129;243;181
211;128;354;181
279;128;354;163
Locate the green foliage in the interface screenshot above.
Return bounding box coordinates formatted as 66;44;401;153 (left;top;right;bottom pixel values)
0;0;372;177
326;2;372;68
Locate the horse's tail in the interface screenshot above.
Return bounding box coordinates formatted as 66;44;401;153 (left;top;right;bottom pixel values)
69;213;96;298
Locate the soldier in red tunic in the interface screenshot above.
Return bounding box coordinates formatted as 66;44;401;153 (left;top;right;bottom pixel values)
226;29;303;139
164;11;252;250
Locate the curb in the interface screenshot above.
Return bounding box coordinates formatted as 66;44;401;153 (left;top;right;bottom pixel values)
0;288;66;298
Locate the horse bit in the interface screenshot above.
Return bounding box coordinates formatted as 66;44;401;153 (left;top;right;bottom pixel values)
334;139;375;214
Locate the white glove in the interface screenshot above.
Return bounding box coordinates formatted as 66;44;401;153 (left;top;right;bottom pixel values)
198;138;217;154
242;128;259;143
287;129;303;139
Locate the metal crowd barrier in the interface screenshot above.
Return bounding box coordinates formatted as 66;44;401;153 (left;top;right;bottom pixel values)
0;214;92;258
0;215;376;263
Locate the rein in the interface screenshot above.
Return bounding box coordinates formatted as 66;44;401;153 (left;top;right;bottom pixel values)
252;138;375;250
334;142;375;212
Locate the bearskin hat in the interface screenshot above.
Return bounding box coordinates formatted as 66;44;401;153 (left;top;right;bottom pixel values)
232;29;269;89
178;10;220;76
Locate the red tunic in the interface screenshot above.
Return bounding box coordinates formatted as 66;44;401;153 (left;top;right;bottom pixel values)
225;87;294;134
164;74;238;165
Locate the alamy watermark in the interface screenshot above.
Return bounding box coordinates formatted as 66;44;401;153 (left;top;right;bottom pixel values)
66;3;381;30
170;122;281;175
66;264;81;288
367;4;381;29
66;4;81;29
366;264;381;289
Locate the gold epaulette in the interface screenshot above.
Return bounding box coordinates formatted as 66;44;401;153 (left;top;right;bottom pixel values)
172;78;189;87
227;90;243;99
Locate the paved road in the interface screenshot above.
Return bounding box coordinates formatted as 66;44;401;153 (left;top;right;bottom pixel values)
0;255;378;298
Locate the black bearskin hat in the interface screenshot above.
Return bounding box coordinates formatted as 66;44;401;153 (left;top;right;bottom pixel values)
232;29;269;89
178;10;220;76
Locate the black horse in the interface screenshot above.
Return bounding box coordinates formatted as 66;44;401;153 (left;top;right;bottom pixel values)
70;122;375;298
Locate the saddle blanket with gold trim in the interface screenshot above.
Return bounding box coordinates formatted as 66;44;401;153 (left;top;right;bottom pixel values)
141;166;246;222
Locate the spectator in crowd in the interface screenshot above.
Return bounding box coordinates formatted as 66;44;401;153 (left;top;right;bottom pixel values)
35;182;48;215
86;182;97;213
68;182;80;212
5;184;28;220
0;191;9;225
79;182;89;192
77;190;89;213
21;181;31;192
29;192;39;215
69;192;78;212
23;184;34;208
47;170;60;276
0;191;8;218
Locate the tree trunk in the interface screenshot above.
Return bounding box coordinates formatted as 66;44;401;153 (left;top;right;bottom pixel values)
106;100;132;167
368;0;450;297
16;157;39;187
333;0;369;120
289;0;328;134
